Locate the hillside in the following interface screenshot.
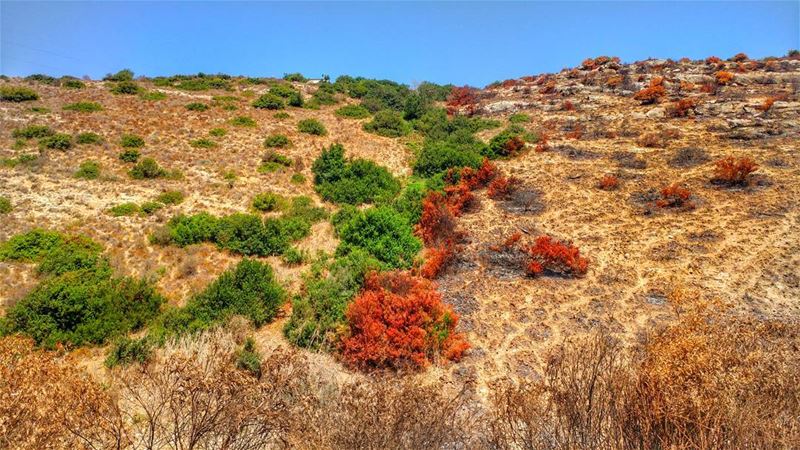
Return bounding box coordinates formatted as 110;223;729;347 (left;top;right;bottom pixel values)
1;54;799;449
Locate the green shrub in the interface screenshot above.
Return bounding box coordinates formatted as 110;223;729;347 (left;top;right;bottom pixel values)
290;173;306;184
312;144;400;205
13;125;53;139
298;118;327;136
332;76;410;112
336;206;421;269
35;235;105;277
283;73;306;82
0;197;10;214
156;190;184;205
509;113;530;123
185;102;210;111
39;133;72;150
209;127;227;137
486;127;533;158
216;213;288;256
103;69;134;82
110;81;142;95
252;192;288;212
140;201;164;216
105;336;152;367
335;104;371;119
331;204;360;236
311;83;337;106
252;93;285;110
269;84;303;107
140;91;167;101
30;106;49;113
0;86;39;102
413;107;500;141
109;203;140;217
163;213;220;246
120;134;145;148
118;148;141;162
63;102;103;112
413;140;483;177
230;116;256;127
284;196;328;224
190;138;217;148
274;112;290;119
284;250;379;349
152;259;285;339
74;160;100;179
76;132;103;145
392;180;428;224
129;158;167;179
363;109;411;137
236;337;262;377
0;153;37;169
0;229;63;261
263;134;291;148
281;247;307;266
62;79;85;89
258;150;293;173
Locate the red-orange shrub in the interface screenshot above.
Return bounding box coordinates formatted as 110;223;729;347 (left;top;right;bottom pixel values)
562;100;575;111
715;71;734;85
524;235;588;277
731;52;749;62
446;86;479;116
539;80;556;94
488;175;520;199
656;183;695;209
416;192;458;246
597;174;620;190
419;244;454;279
705;56;723;65
666;97;696;117
342;272;469;370
444;182;474;216
713;156;758;186
633;77;666;104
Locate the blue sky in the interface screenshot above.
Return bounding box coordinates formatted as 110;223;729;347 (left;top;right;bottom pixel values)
1;1;798;86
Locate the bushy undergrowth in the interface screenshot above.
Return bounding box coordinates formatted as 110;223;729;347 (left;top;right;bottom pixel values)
335;104;371;118
39;133;72;150
12;124;53;139
74;160;100;179
118;148;140;162
312;143;400;205
363;109;411;137
129;158;167;179
185;102;209;111
252;92;285;110
76;132;103;145
120;134;145;148
63;102;103;112
0;86;39;102
298;118;327;135
0;230;163;348
110;81;142;95
336;205;421;269
263;134;291;148
0;197;11;214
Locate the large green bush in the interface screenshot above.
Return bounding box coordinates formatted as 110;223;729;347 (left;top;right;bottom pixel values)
335;104;370;119
110;81;142;95
413;139;483;177
336;205;421;269
39;133;73;150
269;84;303;107
129;158;167;179
120;134;145;148
74;160;100;179
12;125;54;139
0;197;10;214
0;86;39;102
263;134;291;148
252;93;285;110
312;144;400;205
363;109;411;137
103;69;134;82
76;132;103;145
298;118;327;135
63;102;103;112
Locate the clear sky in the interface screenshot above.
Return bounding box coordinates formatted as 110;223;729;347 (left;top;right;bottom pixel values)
1;1;798;86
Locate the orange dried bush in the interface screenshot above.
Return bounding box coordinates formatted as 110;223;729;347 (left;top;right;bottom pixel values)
524;235;588;277
606;75;623;88
500;79;518;88
633;77;666;104
416;192;459;247
487;174;520;199
539;80;557;94
705;56;723;65
446;86;479;116
562;100;575;111
597;174;620;190
656;183;695;209
715;71;734;85
667;97;697;117
713;156;758;186
342;272;469;370
419;244;454;279
731;52;749;62
679;80;696;91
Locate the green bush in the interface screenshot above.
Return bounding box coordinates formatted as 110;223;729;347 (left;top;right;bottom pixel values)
363;109;411;137
413;140;483;177
156;190;184;205
236;337;262;377
298;118;327;136
263;134;291;148
311;83;337;106
281;247;307;266
0;86;39;102
312;144;400;205
140;201;164;216
252;93;285;110
331;204;360;236
163;213;220;246
283;73;306;82
76;132;103;145
190;138;217;148
258;150;293;173
335;104;371;119
30;106;49;113
120;134;145;148
62;79;85;89
118;148;140;162
152;259;285;339
74;160;100;179
284;250;379;349
392;180;429;224
13;125;54;139
209;127;227;137
35;235;105;277
402;92;432;121
332;76;410;112
109;203;140;217
0;229;63;261
413;107;499;141
269;84;303;107
274;112;290;119
105;336;152;367
39;133;73;150
129;158;167;179
63;102;103;112
336;206;421;269
509;113;530;123
110;81;141;95
216;213;289;256
252;192;288;212
486;127;533;158
103;69;134;82
230;116;256;127
290;173;306;184
185;102;210;111
0;153;37;168
140;91;167;101
0;197;10;214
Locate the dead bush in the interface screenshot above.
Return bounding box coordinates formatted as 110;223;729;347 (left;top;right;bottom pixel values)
597;174;620;190
712;156;758;186
656;183;695;210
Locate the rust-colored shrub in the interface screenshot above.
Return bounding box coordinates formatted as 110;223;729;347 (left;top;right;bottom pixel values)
679;80;696;92
637;128;680;148
713;156;758;186
342;272;469;370
656;183;695;209
705;56;723;65
666;97;697;117
500;79;518;88
715;70;734;85
419;244;455;279
539;80;556;94
633;77;666;104
700;82;717;94
562;100;575;111
606;75;623;88
523;235;588;277
731;52;749;62
565;125;583;140
416;191;459;246
488;174;520;199
444;182;475;216
597;174;620;190
446;86;479;116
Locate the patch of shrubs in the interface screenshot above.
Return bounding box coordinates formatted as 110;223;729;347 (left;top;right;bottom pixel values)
298;118;327;135
74;160;100;180
413;140;483;177
118;148;141;162
230;116;257;127
13;125;54;139
596;174;620;191
120;134;145;148
487;127;528;158
63;102;103;112
363;109;411;137
39;133;73;150
269;83;303;107
235;337;262;377
156;190;184;205
0;86;39;102
252;92;286;110
190;138;217;148
263;134;291;148
336;205;422;269
258;150;293;173
62;79;85;89
209;127;227;137
633;77;666;104
712;156;758;187
129;158;167;179
0;197;11;214
523;235;589;277
335;104;371;118
0;230;164;348
105;336;152;368
109;203;140;217
252;192;288;212
283;72;306;82
76;132;103;145
656;183;696;210
185;102;209;111
508;113;530;123
104;69;134;82
312;143;400;205
110;81;142;95
140;91;167;101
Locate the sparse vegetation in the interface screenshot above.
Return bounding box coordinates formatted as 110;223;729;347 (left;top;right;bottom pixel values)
118;148;141;162
39;133;73;150
229;115;256;127
63;102;102;112
185;102;209;111
263;134;291;148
